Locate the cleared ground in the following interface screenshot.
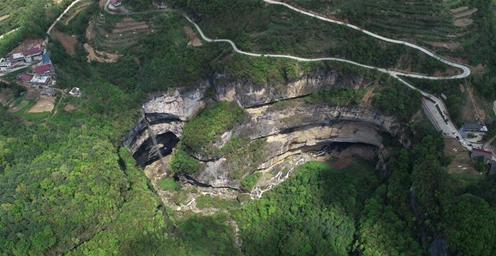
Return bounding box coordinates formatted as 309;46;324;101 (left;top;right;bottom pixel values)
184;26;202;47
444;138;477;174
51;28;78;55
83;43;121;62
27;95;55;113
64;104;77;111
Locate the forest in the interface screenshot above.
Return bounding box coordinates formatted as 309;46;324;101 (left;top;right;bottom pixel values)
1;0;496;255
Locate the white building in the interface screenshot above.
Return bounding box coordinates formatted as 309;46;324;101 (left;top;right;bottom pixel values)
12;53;24;61
0;58;11;67
69;87;81;97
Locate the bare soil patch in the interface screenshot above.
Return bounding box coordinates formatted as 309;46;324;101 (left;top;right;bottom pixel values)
99;0;106;7
455;18;473;27
466;86;486;121
86;22;96;41
184;26;203;47
471;64;486;75
451;6;469;13
444;138;477;174
27;96;55;113
424;41;460;50
64;104;77;112
83;43;121;63
112;23;149;34
0;15;10;22
359;89;374;108
51;28;78;55
454;8;477;18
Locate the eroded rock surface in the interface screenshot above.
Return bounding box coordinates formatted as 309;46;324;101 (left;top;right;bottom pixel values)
125;69;409;190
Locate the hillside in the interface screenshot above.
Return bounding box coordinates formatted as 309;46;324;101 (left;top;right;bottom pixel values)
1;0;496;255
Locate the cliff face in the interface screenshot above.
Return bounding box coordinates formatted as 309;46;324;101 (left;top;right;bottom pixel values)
124;69;410;189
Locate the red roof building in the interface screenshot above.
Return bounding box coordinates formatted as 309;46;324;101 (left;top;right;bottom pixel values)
22;46;42;57
20;73;33;82
472;148;493;162
33;64;53;75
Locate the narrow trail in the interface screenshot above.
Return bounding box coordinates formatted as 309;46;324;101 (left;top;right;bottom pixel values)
47;0;85;35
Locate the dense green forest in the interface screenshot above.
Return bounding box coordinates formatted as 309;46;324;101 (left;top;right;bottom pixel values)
1;0;496;255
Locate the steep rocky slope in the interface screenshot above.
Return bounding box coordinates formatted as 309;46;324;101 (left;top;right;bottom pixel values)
124;68;410;190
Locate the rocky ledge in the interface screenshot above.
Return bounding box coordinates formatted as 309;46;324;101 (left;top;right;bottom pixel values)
124;69;410;189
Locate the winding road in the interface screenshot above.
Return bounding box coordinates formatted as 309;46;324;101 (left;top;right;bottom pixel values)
181;1;472;148
104;0;472;148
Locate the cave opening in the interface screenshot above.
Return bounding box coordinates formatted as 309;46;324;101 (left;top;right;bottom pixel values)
132;132;179;167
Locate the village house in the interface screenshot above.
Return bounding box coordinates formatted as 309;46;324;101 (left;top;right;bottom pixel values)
30;74;51;85
41;88;56;97
42;52;51;64
0;58;12;68
463;122;487;132
69;87;81;97
12;52;24;62
20;73;34;83
471;148;493;162
33;64;54;75
22;44;43;58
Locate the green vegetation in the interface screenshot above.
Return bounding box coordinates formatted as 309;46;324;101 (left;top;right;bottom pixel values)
159;178;179;191
241;172;262;191
3;0;496;255
181;101;245;157
233;123;496;255
373;78;422;121
170;147;203;174
170;0;455;75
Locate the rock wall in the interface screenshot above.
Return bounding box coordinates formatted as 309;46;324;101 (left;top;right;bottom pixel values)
124;69;410;188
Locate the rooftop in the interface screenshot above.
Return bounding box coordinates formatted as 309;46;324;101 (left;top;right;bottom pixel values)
34;64;52;74
22;46;42;56
20;73;33;82
464;122;483;130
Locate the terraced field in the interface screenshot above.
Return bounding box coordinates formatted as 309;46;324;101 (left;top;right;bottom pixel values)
89;15;154;52
0;0;29;35
283;0;478;51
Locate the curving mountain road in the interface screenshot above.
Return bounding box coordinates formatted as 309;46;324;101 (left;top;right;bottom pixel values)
106;0;472;148
47;0;85;35
264;0;470;79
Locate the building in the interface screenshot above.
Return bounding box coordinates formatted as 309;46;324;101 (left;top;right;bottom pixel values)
110;0;122;7
12;52;24;61
33;64;53;75
464;122;484;132
69;87;81;97
0;58;11;67
30;75;51;85
472;148;493;162
22;44;43;58
42;52;51;64
20;73;34;83
41;88;56;97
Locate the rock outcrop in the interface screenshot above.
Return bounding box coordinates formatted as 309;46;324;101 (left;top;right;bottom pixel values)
124;69;410;189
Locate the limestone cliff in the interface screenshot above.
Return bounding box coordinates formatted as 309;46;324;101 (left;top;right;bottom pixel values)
124;69;410;189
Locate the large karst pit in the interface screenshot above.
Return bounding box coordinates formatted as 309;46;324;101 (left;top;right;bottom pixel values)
123;69;411;193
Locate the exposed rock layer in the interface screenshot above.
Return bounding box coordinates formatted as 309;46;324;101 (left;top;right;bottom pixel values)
125;70;409;188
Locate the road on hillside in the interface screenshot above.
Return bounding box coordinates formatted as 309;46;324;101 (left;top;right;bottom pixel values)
0;28;20;40
47;0;85;35
105;0;472;149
